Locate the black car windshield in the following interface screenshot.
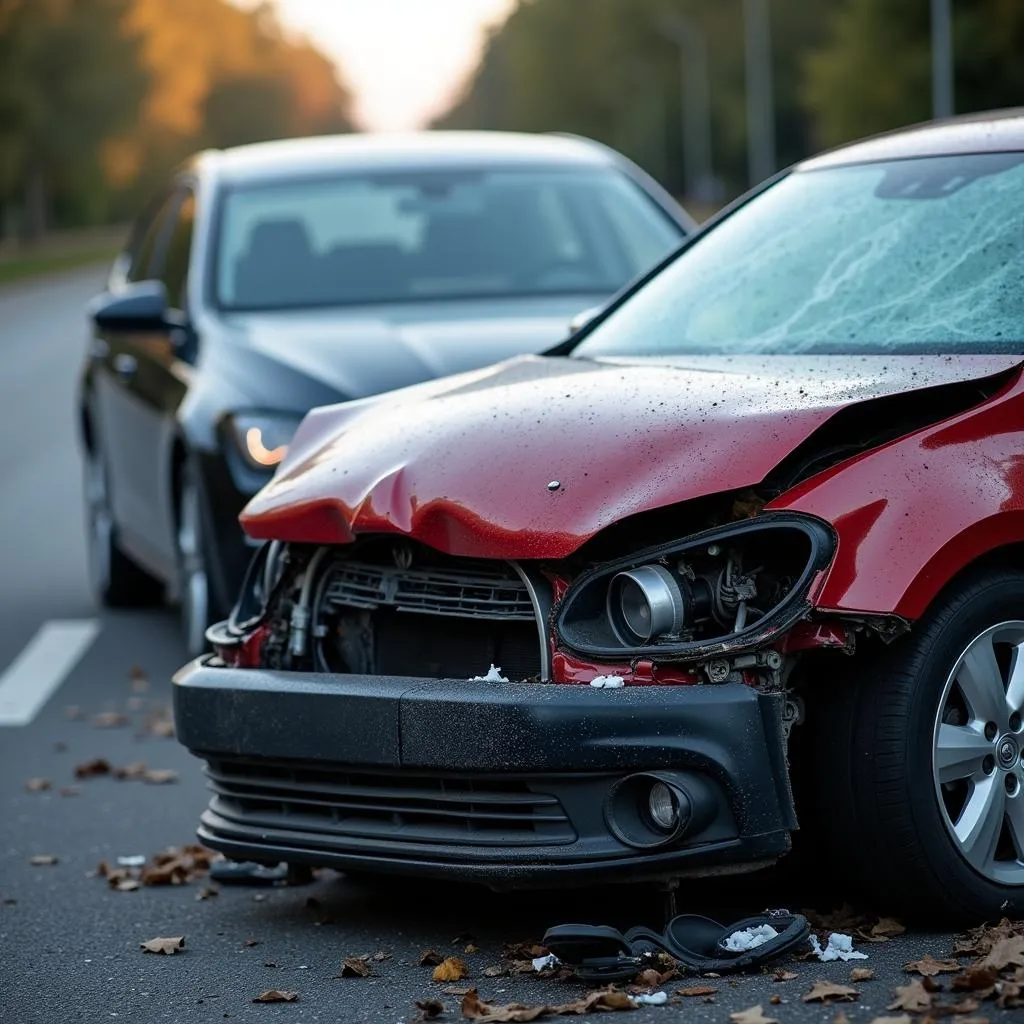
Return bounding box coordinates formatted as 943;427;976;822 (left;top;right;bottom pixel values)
574;152;1024;357
215;167;680;310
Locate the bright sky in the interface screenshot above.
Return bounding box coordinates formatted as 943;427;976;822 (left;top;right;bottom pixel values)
267;0;517;132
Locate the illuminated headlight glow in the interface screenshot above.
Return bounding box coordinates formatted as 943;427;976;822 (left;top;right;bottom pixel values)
229;413;303;471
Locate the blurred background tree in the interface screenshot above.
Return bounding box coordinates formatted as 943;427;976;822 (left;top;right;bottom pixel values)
3;0;1024;238
0;0;352;240
437;0;1024;206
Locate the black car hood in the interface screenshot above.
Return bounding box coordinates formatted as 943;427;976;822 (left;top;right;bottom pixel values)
214;295;598;407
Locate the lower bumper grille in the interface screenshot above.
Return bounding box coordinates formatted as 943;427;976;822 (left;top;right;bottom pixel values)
205;759;576;848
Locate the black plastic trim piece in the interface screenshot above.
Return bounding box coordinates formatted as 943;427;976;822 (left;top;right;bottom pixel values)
554;512;835;660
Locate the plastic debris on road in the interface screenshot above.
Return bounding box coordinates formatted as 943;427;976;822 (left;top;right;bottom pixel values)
589;675;625;688
631;992;668;1006
532;953;560;971
116;855;146;867
723;924;780;952
809;932;868;962
471;664;509;682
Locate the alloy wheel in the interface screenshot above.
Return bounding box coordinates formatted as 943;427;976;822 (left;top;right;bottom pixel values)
932;621;1024;886
85;450;113;594
177;478;210;657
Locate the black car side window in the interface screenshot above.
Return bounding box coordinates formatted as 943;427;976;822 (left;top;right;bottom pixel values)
159;189;196;311
128;192;177;283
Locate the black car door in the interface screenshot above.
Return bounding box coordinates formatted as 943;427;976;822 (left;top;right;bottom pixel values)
92;185;196;574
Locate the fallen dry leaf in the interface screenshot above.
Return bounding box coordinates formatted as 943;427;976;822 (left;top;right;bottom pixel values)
144;708;175;738
465;943;479;953
905;954;962;976
804;981;859;1004
952;966;999;993
678;986;718;997
142;769;178;785
140;936;184;955
416;998;444;1020
483;965;507;978
865;1017;912;1024
774;969;798;982
113;877;141;892
980;935;1024;971
730;1006;779;1024
130;666;149;691
29;854;57;866
420;949;444;966
59;786;80;797
954;918;1019;958
114;761;148;780
459;986;635;1021
433;957;469;983
502;942;549;960
851;967;875;982
769;994;782;1005
443;985;474;996
832;1013;851;1024
92;711;129;728
938;996;982;1014
74;758;111;779
243;938;261;947
888;979;937;1013
630;967;676;991
25;777;51;792
372;950;391;962
339;957;373;978
997;980;1023;1009
871;917;907;939
195;886;218;901
252;989;298;1003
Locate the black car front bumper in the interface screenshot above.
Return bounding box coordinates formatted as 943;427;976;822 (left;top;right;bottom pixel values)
172;660;797;887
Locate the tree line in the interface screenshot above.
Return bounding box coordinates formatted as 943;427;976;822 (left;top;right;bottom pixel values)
435;0;1024;203
0;0;352;239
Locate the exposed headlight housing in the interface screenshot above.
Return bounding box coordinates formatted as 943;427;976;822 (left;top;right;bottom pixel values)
228;412;303;471
556;513;835;660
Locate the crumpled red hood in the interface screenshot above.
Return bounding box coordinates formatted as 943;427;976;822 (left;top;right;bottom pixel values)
240;353;1021;559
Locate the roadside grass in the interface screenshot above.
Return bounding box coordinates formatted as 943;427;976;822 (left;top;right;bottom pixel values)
0;245;119;286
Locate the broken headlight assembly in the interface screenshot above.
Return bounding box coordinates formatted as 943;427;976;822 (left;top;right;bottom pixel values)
555;513;835;659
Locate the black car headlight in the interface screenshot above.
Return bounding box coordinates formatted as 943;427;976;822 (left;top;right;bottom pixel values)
556;513;835;659
228;412;304;471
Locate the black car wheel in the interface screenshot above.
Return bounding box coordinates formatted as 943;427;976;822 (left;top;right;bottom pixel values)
815;569;1024;923
175;463;214;658
84;446;163;608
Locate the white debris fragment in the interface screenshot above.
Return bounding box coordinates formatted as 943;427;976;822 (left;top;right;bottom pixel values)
471;664;509;682
809;932;868;962
631;992;668;1006
116;855;146;867
589;675;625;688
532;953;560;971
723;924;779;952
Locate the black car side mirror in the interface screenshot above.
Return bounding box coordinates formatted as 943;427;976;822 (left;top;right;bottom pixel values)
89;280;169;331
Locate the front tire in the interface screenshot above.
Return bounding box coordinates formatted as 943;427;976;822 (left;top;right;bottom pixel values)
814;569;1024;923
175;463;215;658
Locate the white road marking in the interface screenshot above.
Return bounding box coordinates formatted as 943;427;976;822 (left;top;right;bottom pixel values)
0;620;100;726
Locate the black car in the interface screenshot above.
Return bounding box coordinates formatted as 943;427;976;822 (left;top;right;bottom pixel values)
79;131;693;653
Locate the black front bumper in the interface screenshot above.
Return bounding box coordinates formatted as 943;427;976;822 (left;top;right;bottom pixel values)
173;660;797;887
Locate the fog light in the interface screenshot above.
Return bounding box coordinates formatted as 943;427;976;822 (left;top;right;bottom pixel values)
608;565;684;643
647;781;679;831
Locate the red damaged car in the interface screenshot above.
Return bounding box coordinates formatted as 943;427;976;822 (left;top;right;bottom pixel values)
174;111;1024;922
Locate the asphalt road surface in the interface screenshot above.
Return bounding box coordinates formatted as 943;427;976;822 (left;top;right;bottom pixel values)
0;266;1019;1024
